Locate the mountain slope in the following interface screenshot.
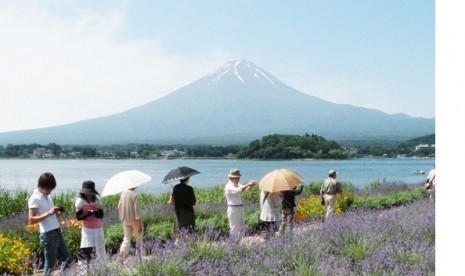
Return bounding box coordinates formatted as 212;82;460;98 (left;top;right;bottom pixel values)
0;60;434;145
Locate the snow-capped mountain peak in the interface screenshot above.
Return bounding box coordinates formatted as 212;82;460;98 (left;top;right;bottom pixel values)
207;60;278;87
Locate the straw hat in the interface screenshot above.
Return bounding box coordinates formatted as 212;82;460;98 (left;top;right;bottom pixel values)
228;169;242;178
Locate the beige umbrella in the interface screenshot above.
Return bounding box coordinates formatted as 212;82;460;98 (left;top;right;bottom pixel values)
259;169;303;193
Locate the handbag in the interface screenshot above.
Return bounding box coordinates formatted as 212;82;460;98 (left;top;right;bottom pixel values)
424;182;432;190
424;175;435;190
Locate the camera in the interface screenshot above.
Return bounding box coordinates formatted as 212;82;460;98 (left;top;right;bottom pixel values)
57;207;65;212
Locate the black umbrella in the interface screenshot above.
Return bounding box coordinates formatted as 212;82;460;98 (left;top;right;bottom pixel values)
162;166;201;184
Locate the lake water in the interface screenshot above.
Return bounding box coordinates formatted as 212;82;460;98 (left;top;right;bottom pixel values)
0;158;435;195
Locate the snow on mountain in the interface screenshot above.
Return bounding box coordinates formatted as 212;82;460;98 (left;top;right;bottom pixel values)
207;60;278;87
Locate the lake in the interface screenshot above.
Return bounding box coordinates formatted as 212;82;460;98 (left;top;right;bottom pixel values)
0;158;434;195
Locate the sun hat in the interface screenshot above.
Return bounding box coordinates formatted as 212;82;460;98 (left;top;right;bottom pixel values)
228;169;242;178
79;180;99;195
328;169;337;177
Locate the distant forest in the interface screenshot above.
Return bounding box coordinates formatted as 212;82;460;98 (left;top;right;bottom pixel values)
0;133;435;159
237;134;348;159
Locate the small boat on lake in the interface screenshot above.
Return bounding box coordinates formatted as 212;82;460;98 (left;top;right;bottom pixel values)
414;169;425;175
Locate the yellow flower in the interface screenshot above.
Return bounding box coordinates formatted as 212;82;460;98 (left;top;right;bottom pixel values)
0;233;32;274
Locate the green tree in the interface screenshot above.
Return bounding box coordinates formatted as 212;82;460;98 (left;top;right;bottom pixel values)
237;134;348;159
46;143;62;155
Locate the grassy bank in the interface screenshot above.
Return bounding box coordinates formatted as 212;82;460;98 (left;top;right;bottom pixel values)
0;181;431;275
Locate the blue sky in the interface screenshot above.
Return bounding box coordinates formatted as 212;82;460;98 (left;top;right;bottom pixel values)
0;0;435;132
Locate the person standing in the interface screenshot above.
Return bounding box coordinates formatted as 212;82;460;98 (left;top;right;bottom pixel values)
224;169;256;240
425;166;436;201
28;172;72;276
259;190;282;239
320;169;342;222
75;180;106;266
118;187;143;262
277;183;304;236
170;176;197;235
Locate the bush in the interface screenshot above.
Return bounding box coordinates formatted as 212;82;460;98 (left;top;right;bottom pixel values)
61;219;83;259
101;194;120;209
146;221;174;241
188;240;225;260
194;185;260;204
0;233;32;275
303;181;357;197
22;224;43;261
104;223;124;255
244;210;261;233
196;214;229;236
303;182;322;195
351;187;428;210
295;193;353;222
0;189;29;220
52;192;78;216
134;257;188;276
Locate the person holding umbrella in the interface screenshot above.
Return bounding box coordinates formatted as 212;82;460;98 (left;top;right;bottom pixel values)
163;166;201;241
224;169;256;241
258;169;303;238
101;170;151;263
169;176;197;237
117;187;143;262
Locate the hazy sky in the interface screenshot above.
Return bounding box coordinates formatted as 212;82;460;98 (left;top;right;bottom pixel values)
0;0;435;132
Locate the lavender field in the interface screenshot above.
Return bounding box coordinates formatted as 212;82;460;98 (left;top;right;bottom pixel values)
74;199;434;276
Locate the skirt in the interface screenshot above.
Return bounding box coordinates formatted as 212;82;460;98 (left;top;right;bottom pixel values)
80;227;106;260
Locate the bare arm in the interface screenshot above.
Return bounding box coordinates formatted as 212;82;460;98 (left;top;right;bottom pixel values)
28;207;58;225
226;181;256;194
243;181;257;192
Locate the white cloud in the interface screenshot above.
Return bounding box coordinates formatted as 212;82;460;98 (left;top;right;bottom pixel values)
0;2;230;132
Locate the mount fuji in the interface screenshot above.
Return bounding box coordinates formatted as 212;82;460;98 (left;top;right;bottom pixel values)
0;60;434;145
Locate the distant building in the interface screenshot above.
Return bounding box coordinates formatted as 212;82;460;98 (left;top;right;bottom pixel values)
32;148;46;157
415;144;435;151
226;153;236;159
130;151;139;159
32;148;54;158
162;149;185;159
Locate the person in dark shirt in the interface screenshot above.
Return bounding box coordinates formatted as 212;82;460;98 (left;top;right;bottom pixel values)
277;183;303;236
170;176;197;235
